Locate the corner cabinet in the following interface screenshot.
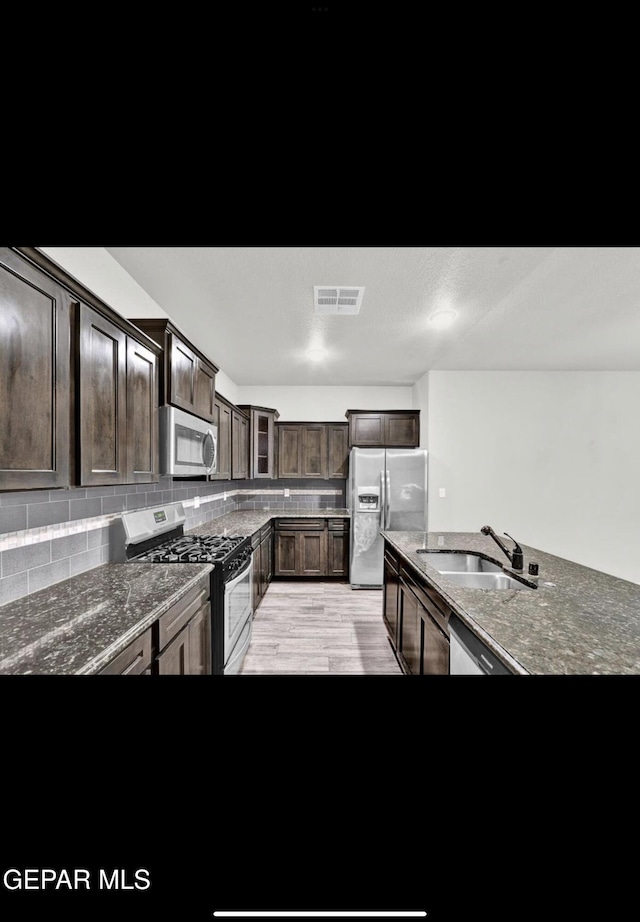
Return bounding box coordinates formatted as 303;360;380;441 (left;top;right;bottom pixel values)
345;410;420;448
77;303;159;486
0;247;72;490
129;318;219;423
383;540;450;675
237;405;280;479
273;518;349;578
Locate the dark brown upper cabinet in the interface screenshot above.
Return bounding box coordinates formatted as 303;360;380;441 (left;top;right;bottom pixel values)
345;410;420;448
231;407;249;479
326;424;349;478
275;422;349;480
237;405;280;479
0;247;71;490
77;304;159;486
130;319;218;423
210;392;233;481
126;336;159;483
78;304;128;485
2;248;161;492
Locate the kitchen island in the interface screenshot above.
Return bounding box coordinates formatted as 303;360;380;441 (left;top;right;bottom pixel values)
383;531;640;675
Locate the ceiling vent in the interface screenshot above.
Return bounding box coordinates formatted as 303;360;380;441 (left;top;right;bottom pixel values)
313;286;364;315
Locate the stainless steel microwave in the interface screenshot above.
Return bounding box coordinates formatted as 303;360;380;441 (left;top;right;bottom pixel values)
160;406;217;477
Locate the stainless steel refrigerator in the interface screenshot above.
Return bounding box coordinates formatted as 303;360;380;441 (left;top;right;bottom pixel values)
347;447;428;588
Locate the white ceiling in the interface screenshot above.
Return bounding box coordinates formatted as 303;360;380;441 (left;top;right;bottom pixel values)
103;246;640;386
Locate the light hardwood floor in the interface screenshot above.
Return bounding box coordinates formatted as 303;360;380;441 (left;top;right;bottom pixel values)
238;581;403;675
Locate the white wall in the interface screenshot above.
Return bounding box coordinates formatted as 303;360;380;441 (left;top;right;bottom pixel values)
412;371;429;449
38;247;167;320
427;371;640;584
234;385;415;420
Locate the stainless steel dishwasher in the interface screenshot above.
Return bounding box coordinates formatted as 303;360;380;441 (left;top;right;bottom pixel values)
449;614;513;675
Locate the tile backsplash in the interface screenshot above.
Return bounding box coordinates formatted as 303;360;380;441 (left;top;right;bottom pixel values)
0;477;345;606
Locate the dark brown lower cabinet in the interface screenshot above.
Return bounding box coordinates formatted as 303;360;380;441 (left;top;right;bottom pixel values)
327;520;350;577
155;579;211;675
98;577;211;675
399;582;423;675
383;539;450;675
273;518;349;579
252;522;273;612
98;627;153;675
383;546;400;647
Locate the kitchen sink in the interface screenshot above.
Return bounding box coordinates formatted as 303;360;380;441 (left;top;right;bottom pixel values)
417;551;503;573
441;571;531;590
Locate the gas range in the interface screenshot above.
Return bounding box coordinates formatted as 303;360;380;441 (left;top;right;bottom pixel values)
135;534;247;565
114;502;254;675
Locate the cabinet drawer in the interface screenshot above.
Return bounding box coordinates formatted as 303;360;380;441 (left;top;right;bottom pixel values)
275;518;324;530
327;518;349;531
99;627;152;675
400;566;451;635
157;578;210;652
260;522;272;541
384;546;400;574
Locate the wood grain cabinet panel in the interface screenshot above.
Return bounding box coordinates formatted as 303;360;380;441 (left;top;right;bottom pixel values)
399;582;423;675
129;319;218;423
385;546;451;676
275;532;299;575
0;247;71;490
346;410;420;448
126;337;159;483
300;531;327;575
78;304;128;485
98;628;153;675
275;422;349;480
187;602;211;676
78;305;159;486
237;405;279;479
273;518;348;579
277;426;302;477
210;394;232;480
231;408;249;479
327;528;349;577
155;577;212;675
383;547;400;648
326;424;349;478
301;425;327;478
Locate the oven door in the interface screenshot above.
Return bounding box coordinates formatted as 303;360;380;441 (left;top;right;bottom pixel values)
224;555;253;673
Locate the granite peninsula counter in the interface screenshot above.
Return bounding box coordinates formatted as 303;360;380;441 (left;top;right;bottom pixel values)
0;562;212;675
382;531;640;675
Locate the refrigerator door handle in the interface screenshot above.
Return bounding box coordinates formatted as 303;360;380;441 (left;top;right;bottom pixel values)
380;470;386;528
385;469;391;529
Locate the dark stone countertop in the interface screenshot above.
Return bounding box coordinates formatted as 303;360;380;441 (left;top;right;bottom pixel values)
185;508;350;539
381;531;640;675
0;562;212;675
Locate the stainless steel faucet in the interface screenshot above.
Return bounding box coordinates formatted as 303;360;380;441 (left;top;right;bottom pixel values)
480;525;524;571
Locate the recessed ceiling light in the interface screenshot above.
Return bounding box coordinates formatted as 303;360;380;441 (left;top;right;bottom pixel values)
428;309;457;329
307;346;327;361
